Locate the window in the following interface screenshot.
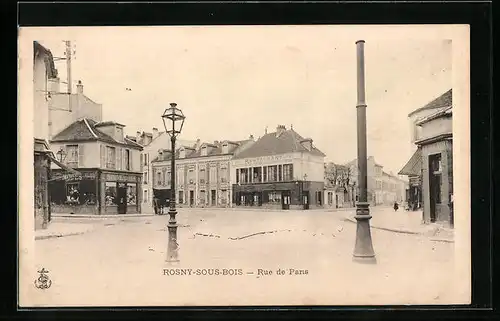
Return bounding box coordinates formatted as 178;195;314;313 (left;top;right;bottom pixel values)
179;191;184;204
177;167;184;186
278;165;282;181
268;191;282;203
236;169;240;184
268;165;278;182
125;149;130;170
283;164;293;181
188;167;195;185
66;145;79;168
143;171;148;184
317;191;322;205
200;168;206;184
328;192;333;205
105;182;117;206
252;167;261;183
127;184;137;205
106;146;116;169
220;166;228;183
156;170;162;186
210;166;217;183
143;189;148;203
166;170;171;186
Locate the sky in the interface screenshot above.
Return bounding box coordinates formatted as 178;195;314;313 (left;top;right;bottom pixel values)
35;25;452;175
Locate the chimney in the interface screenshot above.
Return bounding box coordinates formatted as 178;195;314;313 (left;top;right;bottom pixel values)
249;134;254;140
276;125;286;138
152;127;159;139
214;140;219;145
76;80;84;94
136;131;141;143
196;138;201;149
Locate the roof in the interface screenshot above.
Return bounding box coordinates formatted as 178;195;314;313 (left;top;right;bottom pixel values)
34;41;58;79
95;121;126;127
408;89;452;117
232;129;325;160
151;139;253;163
416;105;453;126
398;148;422;176
51;118;142;149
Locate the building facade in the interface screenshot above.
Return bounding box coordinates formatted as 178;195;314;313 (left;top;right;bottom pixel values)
151;137;254;208
137;129;197;213
400;89;453;211
324;162;352;209
346;156;407;206
231;125;326;210
33;41;80;229
415;105;453;226
48;79;103;140
49;118;143;215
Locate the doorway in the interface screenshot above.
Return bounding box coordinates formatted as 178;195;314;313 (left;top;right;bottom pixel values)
189;190;194;207
282;191;290;210
117;183;127;214
428;153;442;222
211;190;216;206
302;191;309;210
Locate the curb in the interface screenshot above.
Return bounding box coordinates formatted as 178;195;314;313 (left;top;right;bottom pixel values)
342;217;455;243
35;231;88;240
52;214;156;219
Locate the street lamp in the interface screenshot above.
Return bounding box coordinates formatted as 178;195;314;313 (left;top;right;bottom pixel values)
56;147;66;163
161;102;186;263
352;40;376;264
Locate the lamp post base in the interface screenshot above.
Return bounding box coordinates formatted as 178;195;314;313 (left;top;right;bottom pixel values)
352;202;376;264
166;207;179;263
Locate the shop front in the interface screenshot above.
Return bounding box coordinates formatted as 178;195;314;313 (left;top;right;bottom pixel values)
101;171;142;214
232;181;324;210
50;169;141;215
50;169;99;214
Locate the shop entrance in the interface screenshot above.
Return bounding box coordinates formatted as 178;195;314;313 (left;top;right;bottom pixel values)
428;153;442;223
281;191;291;210
189;190;195;206
117;183;127;214
302;191;309;210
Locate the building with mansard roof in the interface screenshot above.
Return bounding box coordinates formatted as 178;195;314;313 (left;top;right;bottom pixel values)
48;118;143;215
151;137;255;209
231;125;326;210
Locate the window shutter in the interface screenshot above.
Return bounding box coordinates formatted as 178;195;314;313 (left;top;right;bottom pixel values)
78;144;84;167
122;149;126;171
130;150;133;171
140;153;143;171
116;148;121;170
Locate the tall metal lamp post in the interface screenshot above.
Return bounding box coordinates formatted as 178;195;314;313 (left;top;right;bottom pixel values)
162;102;186;263
352;40;376;264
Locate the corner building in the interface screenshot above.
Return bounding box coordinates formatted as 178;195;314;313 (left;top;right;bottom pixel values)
231;125;326;210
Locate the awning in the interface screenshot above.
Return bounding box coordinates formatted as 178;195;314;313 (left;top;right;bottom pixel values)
398;148;422;176
48;154;82;181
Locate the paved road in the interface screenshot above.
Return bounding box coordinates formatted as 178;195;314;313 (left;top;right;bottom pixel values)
24;208;468;307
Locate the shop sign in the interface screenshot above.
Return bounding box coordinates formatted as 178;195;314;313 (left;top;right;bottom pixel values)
52;171;95;181
106;173;135;182
243;154;293;166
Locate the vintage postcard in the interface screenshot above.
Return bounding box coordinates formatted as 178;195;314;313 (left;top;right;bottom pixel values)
18;25;470;307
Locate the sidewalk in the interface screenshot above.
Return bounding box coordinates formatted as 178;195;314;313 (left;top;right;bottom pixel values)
51;213;155;219
342;208;454;242
35;222;95;240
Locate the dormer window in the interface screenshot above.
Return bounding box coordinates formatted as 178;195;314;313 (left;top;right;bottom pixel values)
222;143;229;154
179;147;186;159
201;145;207;156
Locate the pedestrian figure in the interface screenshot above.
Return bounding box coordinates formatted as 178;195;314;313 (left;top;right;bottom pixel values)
393;201;399;212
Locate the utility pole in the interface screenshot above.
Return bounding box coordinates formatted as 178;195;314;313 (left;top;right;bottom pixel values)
65;41;73;111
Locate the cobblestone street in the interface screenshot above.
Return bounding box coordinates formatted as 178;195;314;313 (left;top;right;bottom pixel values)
25;208;468;307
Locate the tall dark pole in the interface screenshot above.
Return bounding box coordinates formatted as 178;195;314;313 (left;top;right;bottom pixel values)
166;133;179;262
353;40;376;264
